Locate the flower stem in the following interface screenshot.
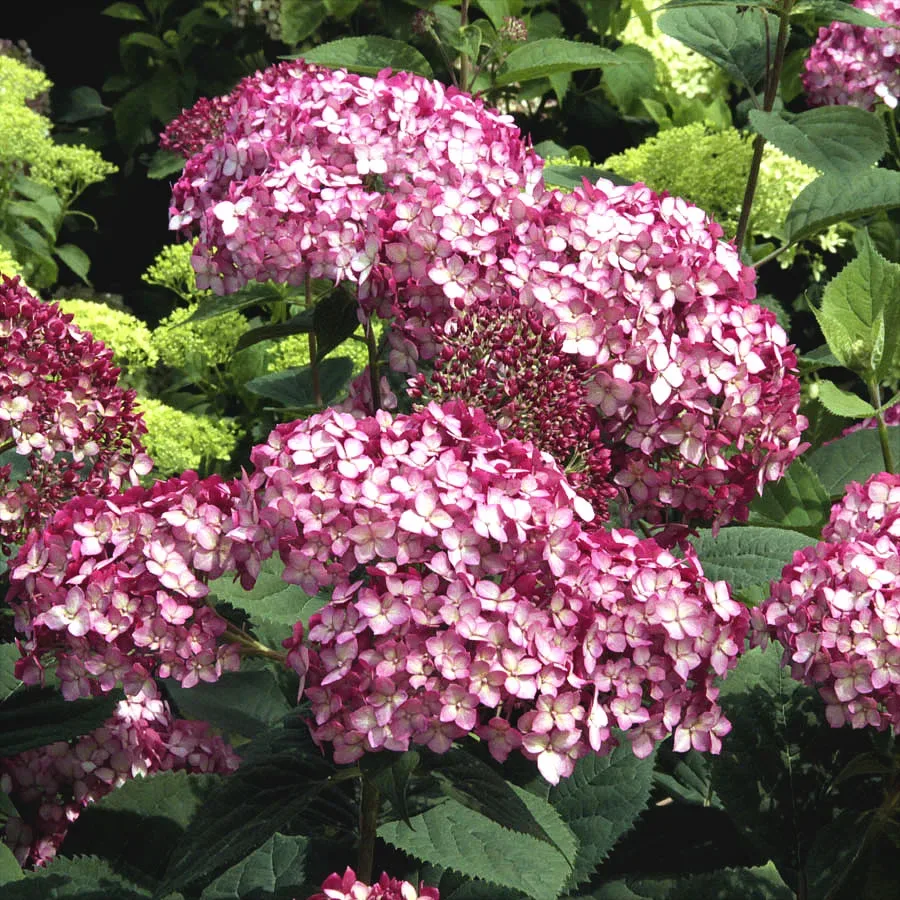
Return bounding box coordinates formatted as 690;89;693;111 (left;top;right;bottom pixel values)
459;0;471;91
869;380;896;474
366;316;381;413
734;0;795;250
358;777;380;884
0;439;14;455
306;274;322;408
223;620;288;663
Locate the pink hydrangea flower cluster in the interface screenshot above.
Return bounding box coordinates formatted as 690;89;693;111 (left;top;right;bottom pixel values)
408;294;616;518
307;867;439;900
251;401;748;783
757;472;900;731
168;61;541;296
499;181;806;530
0;275;151;551
8;471;250;701
803;0;900;109
1;678;238;867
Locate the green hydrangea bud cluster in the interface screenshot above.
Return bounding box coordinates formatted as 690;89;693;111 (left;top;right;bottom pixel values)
264;319;382;375
151;301;248;372
0;243;23;278
142;240;203;302
135;396;242;476
0;54;51;108
621;10;728;104
231;0;284;41
55;299;158;384
603;123;846;266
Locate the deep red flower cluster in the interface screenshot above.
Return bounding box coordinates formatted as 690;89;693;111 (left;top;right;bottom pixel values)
253;402;747;783
803;0;900;110
160;94;237;159
757;472;900;731
307;867;439;900
1;678;238;867
0;275;151;550
8;472;248;701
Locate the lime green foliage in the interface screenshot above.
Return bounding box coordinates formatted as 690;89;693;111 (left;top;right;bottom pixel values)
0;55;117;286
136;396;242;476
603;124;847;266
264;318;381;374
0;243;23;277
143;241;202;301
55;299;158;384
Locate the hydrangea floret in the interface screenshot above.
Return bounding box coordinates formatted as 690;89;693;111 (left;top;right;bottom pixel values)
757;472;900;732
0;275;151;549
167;61;542;296
8;470;249;700
1;678;238;867
251;401;748;783
500;180;807;530
150;300;247;372
308;868;440;900
803;0;900;110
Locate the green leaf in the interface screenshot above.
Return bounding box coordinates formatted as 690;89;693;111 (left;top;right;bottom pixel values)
55;86;109;124
235;313;315;352
114;84;153;154
475;0;514;31
361;750;420;826
658;6;777;92
10;173;58;203
653;748;722;808
297;37;434;78
690;526;814;597
210;556;328;629
494;39;620;85
200;832;310;900
281;0;326;44
784;169;900;245
807;425;900;496
378;796;573;900
0;843;23;885
147;148;186;179
6;200;58;238
814;380;876;418
1;643;25;704
165;667;293;738
185;282;290;324
542;165;630;190
0;688;121;756
748;459;832;535
60;772;222;882
792;0;894;28
160;712;343;895
3;855;150;899
244;357;354;409
748;107;886;176
102;2;147;20
602;45;657;112
548;743;655;886
55;244;92;283
312;284;364;362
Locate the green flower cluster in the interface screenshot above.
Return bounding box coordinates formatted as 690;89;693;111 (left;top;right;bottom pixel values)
0;55;51;108
142;240;202;301
151;301;248;372
603;123;846;265
0;242;23;278
264;321;379;374
620;10;728;105
135;396;242;476
55;299;158;384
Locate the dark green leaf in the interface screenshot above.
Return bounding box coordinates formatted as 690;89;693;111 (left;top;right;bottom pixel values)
280;0;326;44
658;7;777;92
6;200;58;238
748;459;832;535
378;796;573;900
495;39;620;85
199;832;310;900
533;140;570;159
542;165;630;190
55;86;109;124
814;381;876;419
653;748;722;808
784;169;900;245
147;149;186;180
311;284;363;363
793;0;894;28
690;526;814;596
10;173;58;203
121;31;169;55
748;107;886;176
61;772;221;881
244;357;355;408
165;667;293;738
1;643;25;704
603;45;656;112
361;750;420;826
474;0;513;31
102;2;147;20
807;425;900;496
0;843;23;885
55;244;92;283
0;688;121;756
114;85;153;154
549;744;655;886
297;37;434;78
3;855;150;899
185;282;290;324
235;313;315;352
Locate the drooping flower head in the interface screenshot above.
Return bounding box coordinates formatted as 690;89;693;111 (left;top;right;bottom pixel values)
1;679;238;867
803;0;900;110
8;471;249;700
250;401;748;783
757;472;900;732
499;180;807;530
168;61;542;296
308;868;440;900
0;275;151;550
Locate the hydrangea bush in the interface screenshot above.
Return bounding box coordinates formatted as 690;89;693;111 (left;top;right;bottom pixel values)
6;1;900;897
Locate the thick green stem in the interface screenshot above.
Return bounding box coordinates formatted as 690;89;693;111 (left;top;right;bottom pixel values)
0;439;14;455
223;620;288;663
734;1;795;250
358;777;380;884
306;274;322;408
366;316;381;413
459;0;471;91
884;106;900;170
869;380;896;474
